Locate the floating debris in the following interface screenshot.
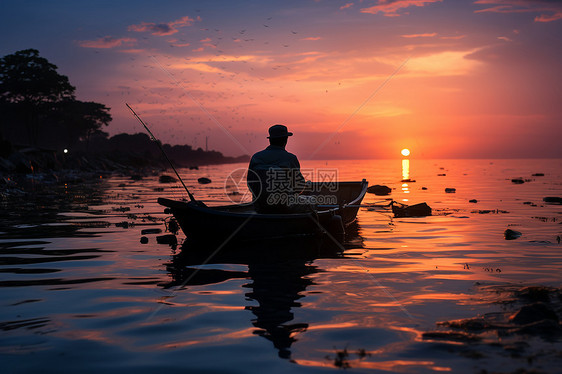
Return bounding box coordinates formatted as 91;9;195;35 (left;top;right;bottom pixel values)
511;178;524;184
165;218;179;235
532;173;544;176
532;216;557;223
198;177;212;184
366;184;391;195
189;166;199;170
422;331;481;343
112;206;131;212
140;236;148;244
422;284;562;368
325;347;370;369
445;188;456;193
116;221;130;229
504;228;522;240
469;199;477;203
141;228;162;235
475;209;509;214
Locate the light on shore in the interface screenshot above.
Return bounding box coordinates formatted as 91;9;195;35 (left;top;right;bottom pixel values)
401;148;410;157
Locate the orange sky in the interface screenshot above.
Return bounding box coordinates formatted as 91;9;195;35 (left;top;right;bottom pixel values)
1;0;561;158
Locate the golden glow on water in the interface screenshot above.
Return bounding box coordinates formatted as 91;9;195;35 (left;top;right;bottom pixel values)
2;159;562;373
401;159;410;200
401;159;409;181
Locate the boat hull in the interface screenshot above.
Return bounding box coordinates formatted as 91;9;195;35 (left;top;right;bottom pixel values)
158;180;367;245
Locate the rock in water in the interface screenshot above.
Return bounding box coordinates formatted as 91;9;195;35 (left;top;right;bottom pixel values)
198;177;212;184
392;202;432;218
159;174;177;183
156;234;177;245
366;184;392;195
543;197;562;204
504;229;522;240
511;178;524;184
510;302;559;325
445;188;456;193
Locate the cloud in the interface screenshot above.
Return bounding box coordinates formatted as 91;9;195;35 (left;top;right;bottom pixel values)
340;2;354;10
78;36;136;49
474;0;562;22
301;36;322;41
535;11;562;22
119;49;146;54
361;0;443;17
401;32;437;38
129;15;197;36
400;49;483;76
440;35;466;40
171;42;191;47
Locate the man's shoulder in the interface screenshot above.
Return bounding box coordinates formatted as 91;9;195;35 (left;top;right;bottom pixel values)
250;148;269;160
249;146;299;165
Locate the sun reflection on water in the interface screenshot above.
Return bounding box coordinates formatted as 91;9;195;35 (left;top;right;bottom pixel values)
401;159;410;201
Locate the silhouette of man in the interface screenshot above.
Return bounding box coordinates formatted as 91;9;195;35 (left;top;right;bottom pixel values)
247;124;308;213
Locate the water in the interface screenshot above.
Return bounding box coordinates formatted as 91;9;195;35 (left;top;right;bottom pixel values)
1;159;561;373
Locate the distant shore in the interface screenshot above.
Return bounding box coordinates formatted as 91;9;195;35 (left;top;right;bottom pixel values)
0;132;249;176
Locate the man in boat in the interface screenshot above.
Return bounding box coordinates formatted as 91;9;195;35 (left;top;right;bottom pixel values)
247;124;310;213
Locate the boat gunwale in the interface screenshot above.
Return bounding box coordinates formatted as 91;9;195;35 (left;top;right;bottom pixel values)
158;197;331;219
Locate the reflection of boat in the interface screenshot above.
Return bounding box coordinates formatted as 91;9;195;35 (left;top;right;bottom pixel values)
162;236;364;359
158;180;368;244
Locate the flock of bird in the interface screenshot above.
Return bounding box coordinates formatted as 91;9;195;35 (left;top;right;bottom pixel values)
94;14;347;154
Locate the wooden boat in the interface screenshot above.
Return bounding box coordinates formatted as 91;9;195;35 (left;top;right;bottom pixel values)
158;179;368;245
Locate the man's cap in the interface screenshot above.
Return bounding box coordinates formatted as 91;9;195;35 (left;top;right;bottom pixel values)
267;124;293;139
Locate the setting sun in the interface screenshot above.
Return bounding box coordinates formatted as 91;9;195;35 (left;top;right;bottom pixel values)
401;148;410;157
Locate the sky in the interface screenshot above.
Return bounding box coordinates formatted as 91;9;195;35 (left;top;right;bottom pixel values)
1;0;561;159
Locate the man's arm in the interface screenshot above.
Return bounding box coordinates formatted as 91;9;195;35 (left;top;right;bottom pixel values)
290;155;309;194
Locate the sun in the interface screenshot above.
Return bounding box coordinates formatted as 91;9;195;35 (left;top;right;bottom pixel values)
401;148;410;157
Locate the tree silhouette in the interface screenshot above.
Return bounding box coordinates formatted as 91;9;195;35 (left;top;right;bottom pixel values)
0;49;111;148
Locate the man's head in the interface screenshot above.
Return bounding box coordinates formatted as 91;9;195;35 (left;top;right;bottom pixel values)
267;124;293;147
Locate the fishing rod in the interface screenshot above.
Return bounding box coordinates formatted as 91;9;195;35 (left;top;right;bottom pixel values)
125;103;197;203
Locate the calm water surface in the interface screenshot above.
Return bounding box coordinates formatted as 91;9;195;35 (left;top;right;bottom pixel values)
1;159;561;373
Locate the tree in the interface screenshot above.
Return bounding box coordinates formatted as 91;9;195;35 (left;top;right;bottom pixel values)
0;49;75;105
0;49;111;148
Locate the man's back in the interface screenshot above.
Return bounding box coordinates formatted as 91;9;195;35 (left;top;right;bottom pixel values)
246;126;306;213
